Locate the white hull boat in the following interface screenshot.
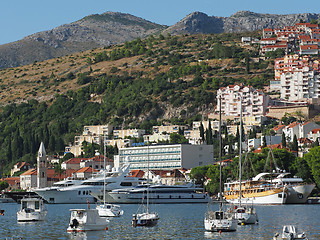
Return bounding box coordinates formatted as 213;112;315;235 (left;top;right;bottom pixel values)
204;210;237;232
96;204;124;217
273;225;307;239
132;212;159;227
108;183;209;204
17;197;47;222
233;205;258;225
67;209;109;232
35;164;146;204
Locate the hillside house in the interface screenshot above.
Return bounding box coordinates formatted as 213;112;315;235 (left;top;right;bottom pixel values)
10;162;31;176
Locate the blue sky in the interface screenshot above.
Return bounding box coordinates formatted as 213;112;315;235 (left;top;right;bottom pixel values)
1;0;319;45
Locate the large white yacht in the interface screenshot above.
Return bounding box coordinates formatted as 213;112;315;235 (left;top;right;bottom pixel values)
106;182;210;204
35;164;146;204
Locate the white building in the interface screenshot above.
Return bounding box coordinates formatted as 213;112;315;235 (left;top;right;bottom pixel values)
280;67;320;101
113;129;145;139
152;125;187;134
114;144;214;170
216;85;270;117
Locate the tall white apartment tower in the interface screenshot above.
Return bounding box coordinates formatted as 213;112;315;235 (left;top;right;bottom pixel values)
37;142;47;188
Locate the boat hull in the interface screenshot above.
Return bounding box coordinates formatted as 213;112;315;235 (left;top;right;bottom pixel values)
67;209;109;232
285;184;315;204
17;212;47;222
132;213;159;227
35;189;96;204
225;188;287;205
109;192;210;204
204;218;237;232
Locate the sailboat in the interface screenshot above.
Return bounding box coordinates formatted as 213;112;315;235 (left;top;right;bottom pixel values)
132;137;159;227
204;95;237;232
96;134;124;217
232;97;258;225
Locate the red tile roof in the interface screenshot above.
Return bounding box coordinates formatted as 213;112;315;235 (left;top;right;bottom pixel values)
64;158;88;164
75;167;99;173
20;169;37;176
1;177;20;185
300;45;318;50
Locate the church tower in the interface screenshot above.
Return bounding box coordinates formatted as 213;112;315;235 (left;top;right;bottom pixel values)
37;142;47;188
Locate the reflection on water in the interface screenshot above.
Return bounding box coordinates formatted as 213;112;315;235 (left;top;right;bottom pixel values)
0;203;320;239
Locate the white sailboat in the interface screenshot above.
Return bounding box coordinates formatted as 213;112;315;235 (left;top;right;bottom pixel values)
96;134;124;217
232;97;258;225
204;95;237;232
132;136;159;227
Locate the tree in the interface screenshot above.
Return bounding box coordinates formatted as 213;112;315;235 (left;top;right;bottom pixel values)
304;146;320;187
282;132;287;148
199;123;205;143
292;134;298;152
169;133;188;144
0;181;9;191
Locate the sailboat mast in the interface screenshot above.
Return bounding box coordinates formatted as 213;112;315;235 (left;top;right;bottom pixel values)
147;136;150;214
219;95;222;209
103;133;106;205
239;96;242;205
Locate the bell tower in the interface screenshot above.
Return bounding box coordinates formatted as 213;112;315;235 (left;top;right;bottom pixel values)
37;142;47;188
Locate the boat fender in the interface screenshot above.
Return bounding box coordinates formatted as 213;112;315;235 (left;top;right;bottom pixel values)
70;218;79;228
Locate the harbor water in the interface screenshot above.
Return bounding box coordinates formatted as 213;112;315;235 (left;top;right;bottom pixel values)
1;203;320;239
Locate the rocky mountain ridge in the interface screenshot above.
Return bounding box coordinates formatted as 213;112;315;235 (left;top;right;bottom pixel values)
1;10;320;69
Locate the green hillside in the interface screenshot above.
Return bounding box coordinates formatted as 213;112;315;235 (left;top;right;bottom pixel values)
0;31;274;174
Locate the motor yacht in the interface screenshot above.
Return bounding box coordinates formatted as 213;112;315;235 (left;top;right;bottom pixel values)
35;164;146;204
108;182;209;204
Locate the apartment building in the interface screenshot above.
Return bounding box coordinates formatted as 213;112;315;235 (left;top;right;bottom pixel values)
114;144;214;170
216;85;270;117
272;54;320;101
152;125;188;134
113;129;145;139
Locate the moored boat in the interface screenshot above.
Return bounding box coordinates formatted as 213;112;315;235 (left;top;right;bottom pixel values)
204;97;237;232
108;182;209;204
273;225;307;239
17;197;47;222
224;174;287;205
67;208;109;232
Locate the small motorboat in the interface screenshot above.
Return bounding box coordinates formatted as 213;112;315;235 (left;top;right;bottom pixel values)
17;197;47;222
96;203;124;217
0;209;4;216
132;212;159;227
67;209;109;232
274;225;307;239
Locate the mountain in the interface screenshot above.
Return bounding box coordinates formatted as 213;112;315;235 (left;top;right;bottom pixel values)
0;12;166;69
164;11;320;34
1;10;320;70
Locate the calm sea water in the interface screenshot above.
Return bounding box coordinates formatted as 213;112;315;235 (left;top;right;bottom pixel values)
0;202;319;240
